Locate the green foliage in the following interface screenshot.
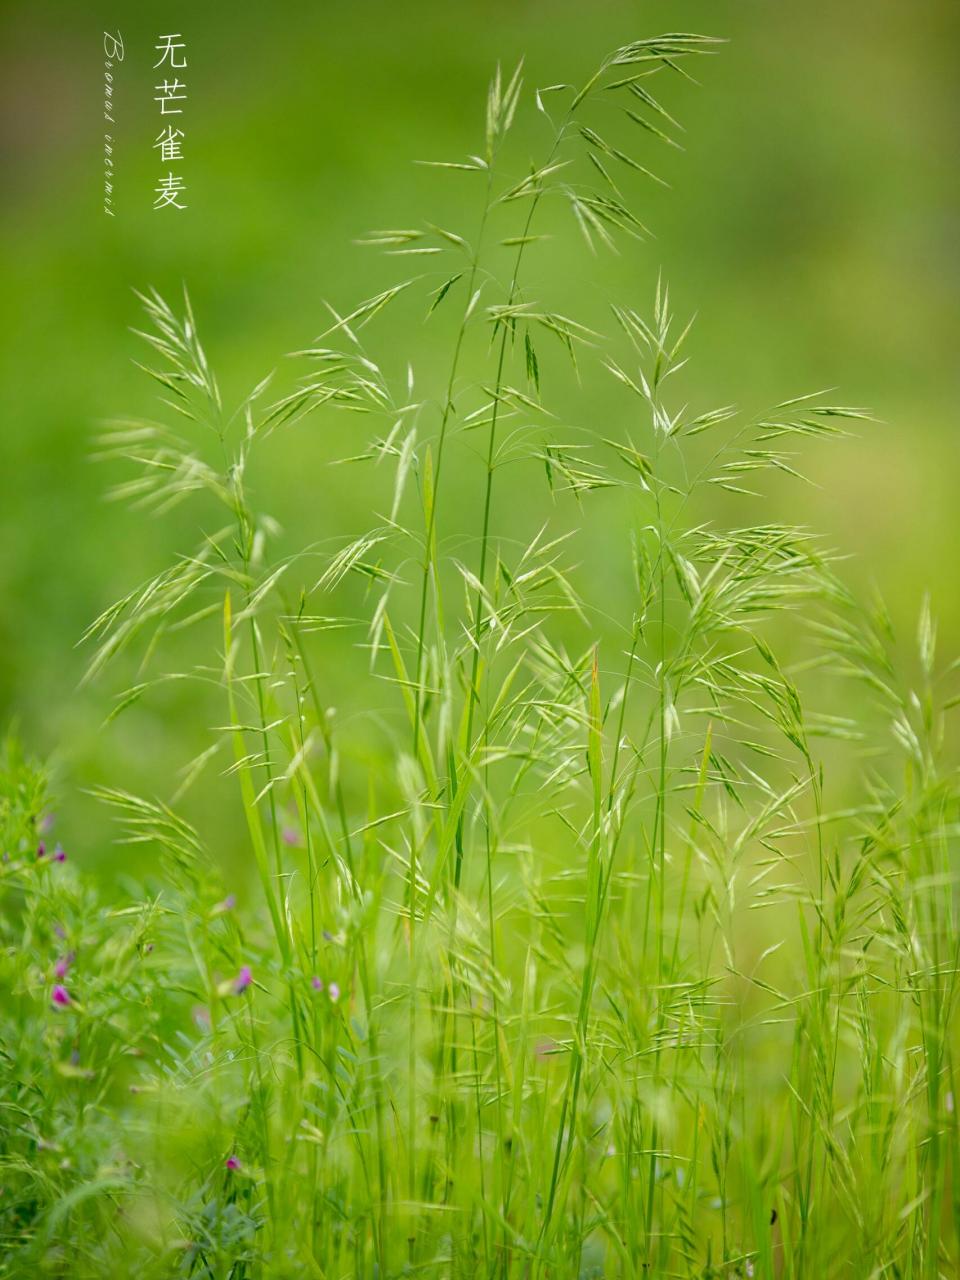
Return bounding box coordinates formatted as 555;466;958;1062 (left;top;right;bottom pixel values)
2;30;959;1280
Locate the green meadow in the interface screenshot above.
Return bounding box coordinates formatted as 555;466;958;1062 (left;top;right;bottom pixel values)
1;6;958;1276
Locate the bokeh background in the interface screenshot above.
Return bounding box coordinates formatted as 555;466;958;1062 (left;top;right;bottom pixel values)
1;0;957;874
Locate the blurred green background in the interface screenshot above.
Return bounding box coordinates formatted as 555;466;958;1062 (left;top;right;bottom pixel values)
1;0;957;873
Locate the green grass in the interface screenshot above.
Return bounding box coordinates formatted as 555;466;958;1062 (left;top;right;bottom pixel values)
2;31;959;1279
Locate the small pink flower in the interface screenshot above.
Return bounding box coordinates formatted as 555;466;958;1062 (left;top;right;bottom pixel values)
54;953;75;979
233;966;252;995
311;976;323;992
327;982;340;1003
225;1155;241;1171
37;842;46;859
51;985;71;1007
281;827;299;847
53;845;66;863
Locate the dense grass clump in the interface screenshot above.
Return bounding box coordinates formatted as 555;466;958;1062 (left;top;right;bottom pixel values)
2;32;959;1279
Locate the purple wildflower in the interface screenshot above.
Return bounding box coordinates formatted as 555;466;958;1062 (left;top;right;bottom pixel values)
38;812;55;834
54;953;75;979
281;826;299;847
51;985;71;1008
37;842;46;859
53;844;66;863
311;976;323;992
327;982;340;1004
225;1155;241;1171
232;965;253;995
